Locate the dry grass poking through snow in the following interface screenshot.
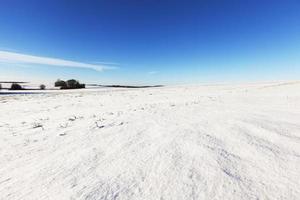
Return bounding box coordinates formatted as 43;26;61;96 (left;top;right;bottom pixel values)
0;81;300;199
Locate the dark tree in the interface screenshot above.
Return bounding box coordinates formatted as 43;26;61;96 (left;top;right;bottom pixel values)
66;79;78;89
78;83;85;88
55;79;67;88
10;83;23;90
55;79;85;89
40;84;46;90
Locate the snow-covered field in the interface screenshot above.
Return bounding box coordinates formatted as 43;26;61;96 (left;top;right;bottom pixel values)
1;81;300;200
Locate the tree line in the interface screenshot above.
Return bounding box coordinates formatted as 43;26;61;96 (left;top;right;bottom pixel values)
55;79;85;89
0;79;85;90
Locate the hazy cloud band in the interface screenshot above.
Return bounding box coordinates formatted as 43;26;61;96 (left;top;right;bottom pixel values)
0;50;117;71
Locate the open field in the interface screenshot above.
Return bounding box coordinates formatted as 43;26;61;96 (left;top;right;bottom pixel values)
1;81;300;199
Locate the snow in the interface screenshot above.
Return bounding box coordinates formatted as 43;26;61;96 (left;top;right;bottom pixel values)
1;81;300;199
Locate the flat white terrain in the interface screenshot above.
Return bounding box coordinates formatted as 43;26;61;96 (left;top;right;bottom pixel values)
1;81;300;200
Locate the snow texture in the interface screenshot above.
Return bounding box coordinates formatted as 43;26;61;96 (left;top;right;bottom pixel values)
1;81;300;199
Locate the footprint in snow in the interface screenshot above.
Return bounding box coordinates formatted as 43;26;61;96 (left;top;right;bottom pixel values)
95;122;105;129
33;122;44;129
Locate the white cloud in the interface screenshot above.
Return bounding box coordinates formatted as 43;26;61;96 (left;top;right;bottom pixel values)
148;71;158;75
0;50;117;71
92;61;120;66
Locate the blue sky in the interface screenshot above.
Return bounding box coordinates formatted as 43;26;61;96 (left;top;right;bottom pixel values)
0;0;300;85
